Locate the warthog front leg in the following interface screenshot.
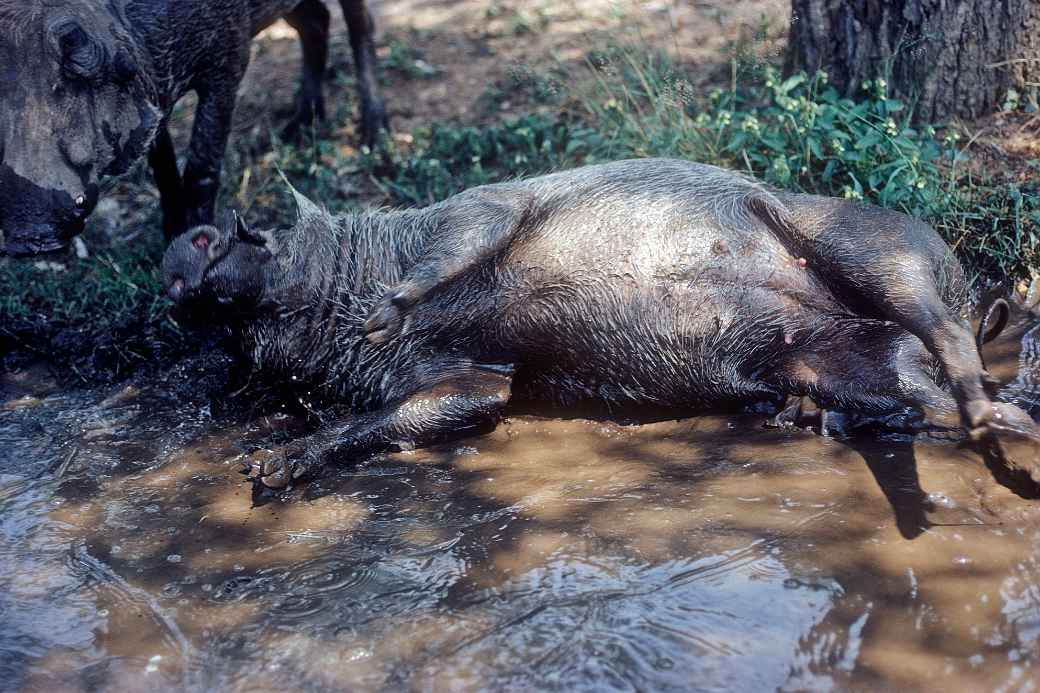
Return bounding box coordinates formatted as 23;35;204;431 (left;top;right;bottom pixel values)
364;188;536;343
181;80;243;234
148;124;186;241
341;0;389;148
281;0;331;141
246;363;514;490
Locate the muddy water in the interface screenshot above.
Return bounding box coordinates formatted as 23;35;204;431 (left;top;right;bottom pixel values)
3;334;1040;692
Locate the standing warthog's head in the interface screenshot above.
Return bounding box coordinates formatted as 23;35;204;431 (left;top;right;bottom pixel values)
0;1;160;255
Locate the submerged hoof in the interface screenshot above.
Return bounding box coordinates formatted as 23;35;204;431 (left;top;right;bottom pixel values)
767;396;808;429
976;403;1040;486
975;402;1040;441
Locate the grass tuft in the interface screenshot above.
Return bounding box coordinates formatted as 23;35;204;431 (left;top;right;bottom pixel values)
0;232;186;381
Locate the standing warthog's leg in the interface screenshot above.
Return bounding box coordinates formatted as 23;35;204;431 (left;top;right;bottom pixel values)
182;76;244;232
148;123;186;241
246;364;514;489
282;0;331;140
340;0;389;148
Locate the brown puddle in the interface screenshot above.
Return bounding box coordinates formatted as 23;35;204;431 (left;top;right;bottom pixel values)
3;324;1040;691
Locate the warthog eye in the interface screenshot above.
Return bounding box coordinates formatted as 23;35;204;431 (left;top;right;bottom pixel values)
192;233;210;250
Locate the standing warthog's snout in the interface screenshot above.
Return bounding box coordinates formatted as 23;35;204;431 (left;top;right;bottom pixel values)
0;163;99;256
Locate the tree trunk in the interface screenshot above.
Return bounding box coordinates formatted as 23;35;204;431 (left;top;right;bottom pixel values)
786;0;1040;122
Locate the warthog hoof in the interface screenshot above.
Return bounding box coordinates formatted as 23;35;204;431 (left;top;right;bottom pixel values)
968;401;1039;441
974;402;1040;485
360;102;390;151
242;448;320;490
364;289;411;344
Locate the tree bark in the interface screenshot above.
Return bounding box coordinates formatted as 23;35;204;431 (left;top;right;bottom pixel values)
787;0;1040;122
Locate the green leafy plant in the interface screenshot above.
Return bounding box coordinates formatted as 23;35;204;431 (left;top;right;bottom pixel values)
368;114;596;204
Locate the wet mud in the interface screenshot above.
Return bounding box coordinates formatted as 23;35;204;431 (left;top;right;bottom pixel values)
2;318;1040;691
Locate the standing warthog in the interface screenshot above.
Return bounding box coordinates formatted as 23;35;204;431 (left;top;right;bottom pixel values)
161;158;1040;490
0;0;387;255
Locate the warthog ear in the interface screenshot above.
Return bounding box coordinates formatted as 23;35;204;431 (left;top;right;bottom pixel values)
218;209;278;253
977;298;1010;348
276;169;323;222
53;21;108;82
230;211;269;247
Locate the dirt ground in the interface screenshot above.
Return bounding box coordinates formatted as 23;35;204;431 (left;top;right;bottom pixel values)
368;0;789;129
244;0;788;133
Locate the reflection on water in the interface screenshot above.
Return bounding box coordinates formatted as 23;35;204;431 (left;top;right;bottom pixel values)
2;332;1040;691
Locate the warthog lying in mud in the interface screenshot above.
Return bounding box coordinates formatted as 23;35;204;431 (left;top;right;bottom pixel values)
161;158;1040;490
0;0;387;255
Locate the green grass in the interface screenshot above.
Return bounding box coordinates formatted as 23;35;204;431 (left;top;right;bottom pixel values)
383;35;438;80
367;114;587;204
2;43;1037;379
0;232;185;381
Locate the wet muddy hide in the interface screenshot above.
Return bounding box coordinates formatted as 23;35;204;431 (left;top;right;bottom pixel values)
161;159;1040;491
